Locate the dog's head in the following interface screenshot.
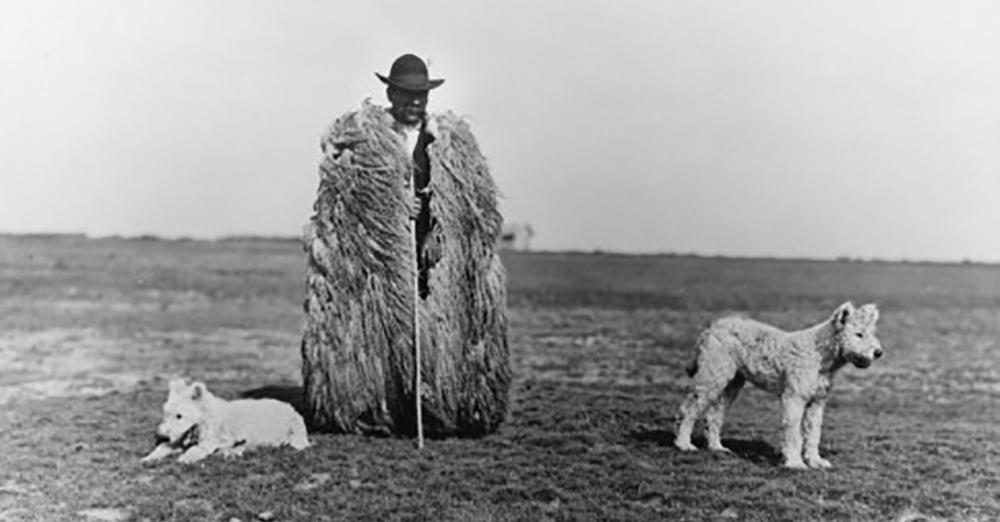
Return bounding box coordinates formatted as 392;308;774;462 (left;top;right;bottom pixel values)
155;378;211;446
830;302;883;369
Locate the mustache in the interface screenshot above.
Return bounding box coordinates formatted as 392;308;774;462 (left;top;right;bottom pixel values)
393;106;426;119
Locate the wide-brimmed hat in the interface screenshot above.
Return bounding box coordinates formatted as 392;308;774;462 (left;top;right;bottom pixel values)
376;54;445;91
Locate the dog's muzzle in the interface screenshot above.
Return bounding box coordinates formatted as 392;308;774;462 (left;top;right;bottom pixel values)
846;352;874;368
159;425;199;448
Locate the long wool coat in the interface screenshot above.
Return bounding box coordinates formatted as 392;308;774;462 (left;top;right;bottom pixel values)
301;100;510;437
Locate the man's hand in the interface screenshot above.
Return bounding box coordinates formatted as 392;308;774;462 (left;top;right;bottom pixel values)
408;195;422;220
423;228;443;266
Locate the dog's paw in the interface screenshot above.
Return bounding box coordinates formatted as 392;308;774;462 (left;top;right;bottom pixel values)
140;453;166;465
806;456;832;469
674;441;698;452
140;444;178;464
783;459;809;470
707;443;732;453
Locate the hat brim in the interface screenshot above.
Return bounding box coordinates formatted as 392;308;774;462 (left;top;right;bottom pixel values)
376;73;445;91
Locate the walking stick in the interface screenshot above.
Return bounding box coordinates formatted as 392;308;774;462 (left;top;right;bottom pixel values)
411;197;425;450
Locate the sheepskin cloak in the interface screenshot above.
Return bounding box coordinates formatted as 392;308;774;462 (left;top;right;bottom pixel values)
302;99;510;437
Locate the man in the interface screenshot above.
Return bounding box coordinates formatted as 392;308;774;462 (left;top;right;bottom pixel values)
376;54;444;299
303;52;509;437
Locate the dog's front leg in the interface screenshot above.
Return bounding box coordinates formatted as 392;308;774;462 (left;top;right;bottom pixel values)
178;443;218;464
803;399;831;468
781;394;808;469
141;443;180;463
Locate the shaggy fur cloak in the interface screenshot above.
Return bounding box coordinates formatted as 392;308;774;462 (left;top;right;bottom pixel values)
301;99;510;437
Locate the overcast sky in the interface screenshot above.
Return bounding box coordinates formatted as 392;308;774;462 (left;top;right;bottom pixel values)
2;1;999;261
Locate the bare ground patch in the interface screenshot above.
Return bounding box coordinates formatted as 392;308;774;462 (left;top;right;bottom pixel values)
0;324;301;406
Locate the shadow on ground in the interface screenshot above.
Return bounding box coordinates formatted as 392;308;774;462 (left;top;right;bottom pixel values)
627;426;783;466
241;385;307;418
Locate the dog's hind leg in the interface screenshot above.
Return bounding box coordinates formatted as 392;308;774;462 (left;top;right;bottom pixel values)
218;443;247;459
676;354;737;452
704;372;745;452
675;391;709;451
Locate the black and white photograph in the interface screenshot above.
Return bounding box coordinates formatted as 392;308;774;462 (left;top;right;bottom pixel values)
1;1;998;521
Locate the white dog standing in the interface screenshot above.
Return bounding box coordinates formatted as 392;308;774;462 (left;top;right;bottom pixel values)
675;302;883;469
141;378;311;464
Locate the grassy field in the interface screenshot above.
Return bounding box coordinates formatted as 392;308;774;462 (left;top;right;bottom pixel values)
0;234;997;522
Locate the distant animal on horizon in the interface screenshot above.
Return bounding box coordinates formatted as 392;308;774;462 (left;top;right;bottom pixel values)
141;378;310;464
674;302;883;469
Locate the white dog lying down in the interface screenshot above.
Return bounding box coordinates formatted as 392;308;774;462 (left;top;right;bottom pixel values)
675;302;883;469
141;378;310;464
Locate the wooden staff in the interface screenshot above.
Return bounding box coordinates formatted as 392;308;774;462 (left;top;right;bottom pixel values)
411;194;425;450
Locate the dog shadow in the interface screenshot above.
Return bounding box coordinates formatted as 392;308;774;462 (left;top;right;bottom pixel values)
241;385;308;419
627;426;783;466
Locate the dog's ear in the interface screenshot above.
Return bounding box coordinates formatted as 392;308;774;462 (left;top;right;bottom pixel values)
832;302;855;329
858;304;879;325
190;382;207;401
168;377;189;394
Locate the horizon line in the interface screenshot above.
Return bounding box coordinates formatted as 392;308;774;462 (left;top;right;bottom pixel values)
2;231;998;268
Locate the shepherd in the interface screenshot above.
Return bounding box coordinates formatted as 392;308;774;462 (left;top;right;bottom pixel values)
301;54;510;439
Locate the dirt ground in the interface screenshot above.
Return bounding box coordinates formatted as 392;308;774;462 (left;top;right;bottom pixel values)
0;235;998;521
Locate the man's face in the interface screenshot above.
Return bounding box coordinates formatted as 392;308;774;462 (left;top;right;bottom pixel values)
388;86;429;125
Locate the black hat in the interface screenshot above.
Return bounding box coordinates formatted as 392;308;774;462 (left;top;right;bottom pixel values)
376;54;445;91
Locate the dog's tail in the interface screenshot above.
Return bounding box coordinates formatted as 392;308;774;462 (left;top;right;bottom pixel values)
685;328;716;377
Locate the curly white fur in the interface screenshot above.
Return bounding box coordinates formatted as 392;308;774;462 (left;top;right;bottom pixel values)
141;378;310;464
675;302;883;469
